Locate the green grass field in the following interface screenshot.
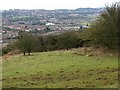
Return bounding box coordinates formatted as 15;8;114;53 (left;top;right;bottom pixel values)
2;49;118;88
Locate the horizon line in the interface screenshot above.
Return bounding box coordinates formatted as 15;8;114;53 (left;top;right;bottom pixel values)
0;7;104;11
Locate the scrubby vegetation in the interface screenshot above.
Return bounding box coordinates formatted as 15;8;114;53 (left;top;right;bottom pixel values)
1;44;16;56
12;30;86;56
87;4;119;49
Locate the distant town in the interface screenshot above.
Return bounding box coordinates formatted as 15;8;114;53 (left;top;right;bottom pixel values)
1;8;103;47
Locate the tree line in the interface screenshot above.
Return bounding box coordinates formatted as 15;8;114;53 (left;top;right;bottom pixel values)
2;30;87;56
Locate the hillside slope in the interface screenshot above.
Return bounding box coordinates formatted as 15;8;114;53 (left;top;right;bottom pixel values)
2;49;118;88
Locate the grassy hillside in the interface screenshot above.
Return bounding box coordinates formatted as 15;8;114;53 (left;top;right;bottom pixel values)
2;48;118;88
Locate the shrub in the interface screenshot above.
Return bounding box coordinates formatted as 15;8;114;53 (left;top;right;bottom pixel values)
89;3;120;49
2;43;16;56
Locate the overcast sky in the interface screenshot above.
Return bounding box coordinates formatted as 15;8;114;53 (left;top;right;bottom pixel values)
0;0;119;10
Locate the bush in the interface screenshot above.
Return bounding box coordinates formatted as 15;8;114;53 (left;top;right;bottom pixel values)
44;35;59;51
57;31;84;49
42;31;86;51
88;3;119;49
2;44;16;56
30;31;86;52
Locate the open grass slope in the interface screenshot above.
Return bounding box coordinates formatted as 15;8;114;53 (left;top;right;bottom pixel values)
2;49;118;88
